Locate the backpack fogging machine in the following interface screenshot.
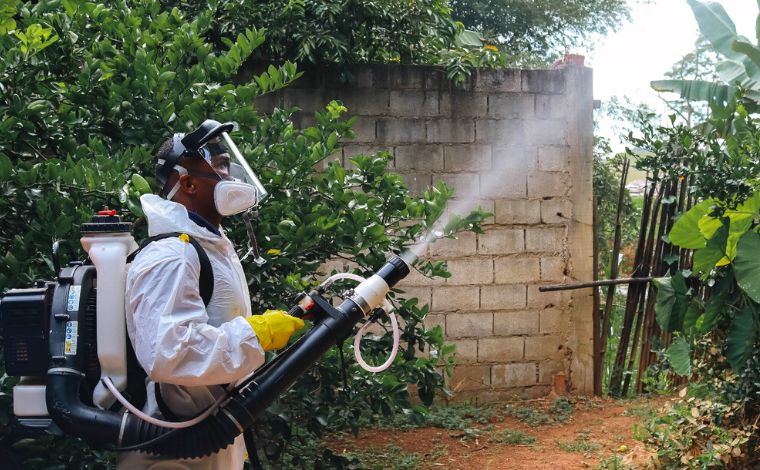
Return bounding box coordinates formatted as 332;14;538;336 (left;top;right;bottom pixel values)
0;210;413;460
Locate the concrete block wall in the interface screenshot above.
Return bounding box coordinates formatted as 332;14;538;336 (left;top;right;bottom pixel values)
247;64;595;401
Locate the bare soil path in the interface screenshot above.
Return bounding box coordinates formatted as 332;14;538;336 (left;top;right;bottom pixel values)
325;396;660;469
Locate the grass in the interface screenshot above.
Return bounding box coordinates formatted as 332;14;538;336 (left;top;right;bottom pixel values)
502;405;552;426
343;444;421;470
557;430;600;456
488;428;536;445
594;455;637;470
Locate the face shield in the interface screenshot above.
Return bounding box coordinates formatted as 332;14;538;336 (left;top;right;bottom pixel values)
198;132;268;205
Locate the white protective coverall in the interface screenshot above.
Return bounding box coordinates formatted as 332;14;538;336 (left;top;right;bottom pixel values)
118;194;265;469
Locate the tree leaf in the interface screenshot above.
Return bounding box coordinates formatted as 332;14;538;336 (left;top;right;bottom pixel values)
655;273;690;332
734;231;760;303
650;79;731;104
726;306;758;371
669;199;714;249
666;337;692;376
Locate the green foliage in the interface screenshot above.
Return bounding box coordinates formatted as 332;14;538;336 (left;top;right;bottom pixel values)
0;1;489;467
167;0;505;82
651;0;760;109
340;444;422;470
557;431;600;455
549;397;574;423
633;86;760;468
637;389;757;469
502;405;552;426
450;0;632;65
488;428;536;445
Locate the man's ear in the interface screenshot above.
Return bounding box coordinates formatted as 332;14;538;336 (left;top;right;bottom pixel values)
177;174;197;195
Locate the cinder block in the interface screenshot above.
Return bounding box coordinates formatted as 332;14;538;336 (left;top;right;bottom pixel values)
350;116;376;142
494;257;540;284
423;68;449;90
527;171;570;198
478;229;524;255
539;309;565;334
439;92;488;117
524;335;566;361
394;145;444;170
396;286;432;306
473;70;522;93
432;286;480;311
480;170;526;198
442;198;495;226
282;88;327;113
488;94;535;119
475;385;550;403
376;118;426;143
354;67;375;88
493;311;539;336
525;227;565;253
337;89;390;115
494;199;541;225
428;232;477;257
446;312;493;338
253;93;282;113
492;145;537;175
453;339;478;365
540;198;573;224
390;90;439;116
538;360;565;385
403;265;445;287
446;258;494;285
400;172;433;196
444;144;492;171
312;150;343;172
491;362;537;387
424;313;446;333
342;144;388;159
439;173;479;198
481;284;526;310
527;119;568;146
521;70;566;94
540;257;566;281
538;145;570;172
389;66;425;89
528;285;567;309
474;119;525;145
535;94;568;119
427;118;475;143
449;365;491;391
478;337;524;362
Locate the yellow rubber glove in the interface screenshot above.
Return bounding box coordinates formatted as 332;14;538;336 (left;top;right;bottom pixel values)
247;309;305;351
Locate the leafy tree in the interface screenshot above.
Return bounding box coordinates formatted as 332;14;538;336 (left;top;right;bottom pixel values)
449;0;632;65
652;0;760;111
0;0;487;467
661;36;720;126
166;0;505;81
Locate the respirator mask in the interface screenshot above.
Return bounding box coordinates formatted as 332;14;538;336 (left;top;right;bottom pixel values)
156;120;269;265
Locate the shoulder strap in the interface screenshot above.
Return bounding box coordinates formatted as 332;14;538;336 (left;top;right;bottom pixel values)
127;232;214;306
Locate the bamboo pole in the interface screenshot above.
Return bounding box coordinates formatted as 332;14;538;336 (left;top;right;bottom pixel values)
598;159;630;393
593;195;602;396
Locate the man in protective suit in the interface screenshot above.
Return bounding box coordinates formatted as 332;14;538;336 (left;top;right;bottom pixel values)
118;121;304;469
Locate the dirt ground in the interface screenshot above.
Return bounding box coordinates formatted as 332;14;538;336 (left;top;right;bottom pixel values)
326;396;661;469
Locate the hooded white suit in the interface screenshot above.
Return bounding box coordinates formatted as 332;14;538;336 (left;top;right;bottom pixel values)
117;194;265;469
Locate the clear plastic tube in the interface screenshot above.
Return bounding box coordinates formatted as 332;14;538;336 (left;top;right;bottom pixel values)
101;376;227;429
320;272;399;373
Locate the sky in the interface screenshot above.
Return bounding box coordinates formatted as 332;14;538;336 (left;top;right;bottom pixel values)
584;0;758;145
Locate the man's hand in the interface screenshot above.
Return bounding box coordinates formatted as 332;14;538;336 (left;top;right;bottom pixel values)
246;310;305;351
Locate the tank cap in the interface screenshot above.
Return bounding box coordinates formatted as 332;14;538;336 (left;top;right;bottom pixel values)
81;208;133;234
